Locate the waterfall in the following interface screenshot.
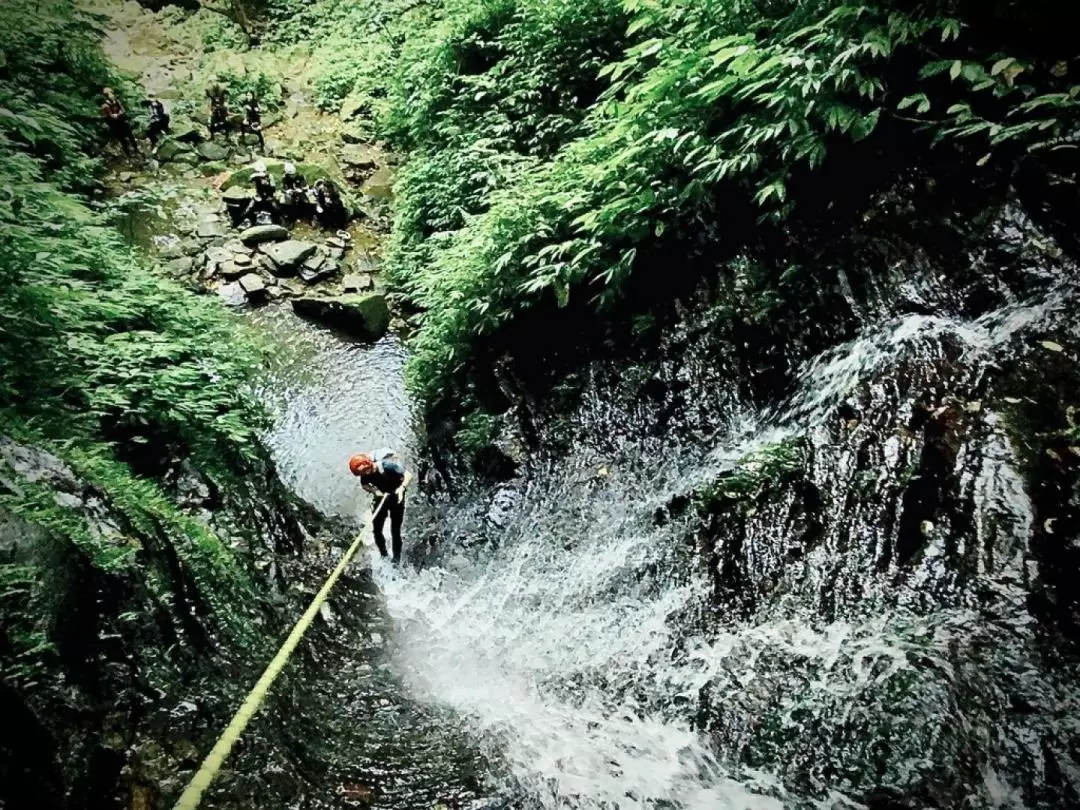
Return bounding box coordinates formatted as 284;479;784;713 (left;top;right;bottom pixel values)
368;273;1080;809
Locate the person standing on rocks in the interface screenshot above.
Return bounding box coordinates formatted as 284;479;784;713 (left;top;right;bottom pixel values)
101;87;138;156
145;94;170;153
207;81;230;140
241;92;266;153
349;450;412;563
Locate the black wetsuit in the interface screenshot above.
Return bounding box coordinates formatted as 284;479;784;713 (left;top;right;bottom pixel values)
208;87;229;138
146;100;170;147
360;460;407;562
314;181;346;228
242;100;265;150
241;173;278;223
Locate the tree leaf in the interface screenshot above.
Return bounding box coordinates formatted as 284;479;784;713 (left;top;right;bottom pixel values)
949;60;962;81
991;57;1014;76
897;93;927;111
1040;340;1064;352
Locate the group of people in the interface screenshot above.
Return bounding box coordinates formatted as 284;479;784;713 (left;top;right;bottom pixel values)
237;160;347;229
101;87;171;156
206;81;265;151
102;85;349;230
100;81;266;157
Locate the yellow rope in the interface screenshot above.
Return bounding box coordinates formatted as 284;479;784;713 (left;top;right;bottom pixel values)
171;493;390;810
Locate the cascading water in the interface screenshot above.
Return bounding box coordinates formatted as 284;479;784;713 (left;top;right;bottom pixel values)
364;268;1080;809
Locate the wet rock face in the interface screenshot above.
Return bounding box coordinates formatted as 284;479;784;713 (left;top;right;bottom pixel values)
0;428;326;810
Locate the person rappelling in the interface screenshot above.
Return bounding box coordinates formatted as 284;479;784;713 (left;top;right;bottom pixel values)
349;449;412;563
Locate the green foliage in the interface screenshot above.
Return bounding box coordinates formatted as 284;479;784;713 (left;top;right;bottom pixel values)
265;0;430;115
0;0;268;475
0;0;119;187
455;411;501;458
699;438;807;512
357;0;1080;415
0;0;268;649
216;67;285;110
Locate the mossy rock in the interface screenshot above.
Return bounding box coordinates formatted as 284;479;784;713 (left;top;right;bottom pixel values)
199;161;228;176
155;139;195;163
291;293;390;342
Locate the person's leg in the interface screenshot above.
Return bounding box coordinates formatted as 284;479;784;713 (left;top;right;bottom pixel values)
372;496;390;557
122;121;138;153
390;494;405;562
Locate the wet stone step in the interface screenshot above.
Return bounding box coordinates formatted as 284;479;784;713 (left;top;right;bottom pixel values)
196;217;225;239
238;273;268;302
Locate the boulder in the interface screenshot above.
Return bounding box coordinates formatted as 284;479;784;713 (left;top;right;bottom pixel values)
299;258;338;284
216;281;247;307
339;93;368;123
196;141;231;162
219;261;248;280
301;252;325;272
199;161;228;176
260;240;318;277
239;224;290;245
118;171;135;183
202;246;233;273
238;273;268;302
157;241;185;260
360;166;394;199
341;273;374;293
156;139;194;162
340;144;379;172
341;124;367;145
280;280;306;297
196;217;226;240
181;238;203;256
172;121;206;144
166;256;194;275
223;239;253;256
291;294;390;342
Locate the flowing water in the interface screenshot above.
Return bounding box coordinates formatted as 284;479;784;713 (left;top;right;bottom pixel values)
257;245;1080;810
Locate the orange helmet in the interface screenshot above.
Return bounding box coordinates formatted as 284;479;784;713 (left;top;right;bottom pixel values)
348;453;376;476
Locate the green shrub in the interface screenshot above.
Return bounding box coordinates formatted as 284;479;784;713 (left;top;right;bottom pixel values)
0;0;268;547
376;0;1080;413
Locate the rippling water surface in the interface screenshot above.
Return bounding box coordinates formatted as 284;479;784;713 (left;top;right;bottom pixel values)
250;305;419;519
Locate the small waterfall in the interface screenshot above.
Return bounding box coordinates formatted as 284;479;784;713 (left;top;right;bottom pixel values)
370;271;1080;809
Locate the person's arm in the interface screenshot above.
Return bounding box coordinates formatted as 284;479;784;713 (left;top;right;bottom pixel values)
397;470;413;497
